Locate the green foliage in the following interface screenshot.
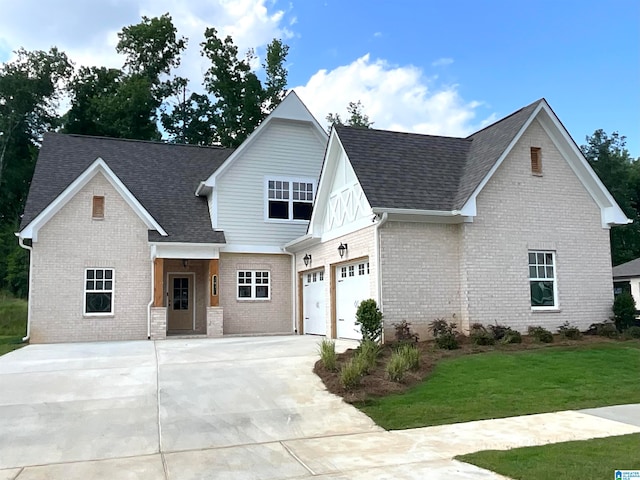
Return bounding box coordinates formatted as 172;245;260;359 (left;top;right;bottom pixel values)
326;100;373;130
469;323;495;346
340;356;365;390
318;339;337;372
500;330;522;344
429;318;459;350
528;326;554;343
392;320;419;345
355;299;383;343
623;326;640;339
586;321;619;338
557;321;582;340
487;323;511;341
357;338;381;374
386;351;410;382
613;292;637;331
0;293;28;337
397;343;420;371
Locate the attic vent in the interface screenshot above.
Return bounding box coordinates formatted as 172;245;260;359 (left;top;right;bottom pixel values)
92;196;105;219
530;147;542;175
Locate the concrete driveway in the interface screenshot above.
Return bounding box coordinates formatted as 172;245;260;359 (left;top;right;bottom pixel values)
1;336;639;480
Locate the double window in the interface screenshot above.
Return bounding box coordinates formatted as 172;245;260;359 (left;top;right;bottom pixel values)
85;268;114;314
529;251;557;308
266;178;314;221
237;271;270;300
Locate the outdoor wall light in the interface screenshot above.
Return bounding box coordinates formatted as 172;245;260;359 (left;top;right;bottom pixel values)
303;253;311;267
338;242;348;258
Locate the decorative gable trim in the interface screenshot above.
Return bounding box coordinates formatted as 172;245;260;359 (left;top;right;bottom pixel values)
19;157;167;241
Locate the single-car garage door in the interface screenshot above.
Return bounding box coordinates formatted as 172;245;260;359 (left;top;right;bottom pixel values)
336;260;370;340
303;269;326;335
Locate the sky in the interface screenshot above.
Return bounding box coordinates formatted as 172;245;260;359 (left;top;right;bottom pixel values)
0;0;638;156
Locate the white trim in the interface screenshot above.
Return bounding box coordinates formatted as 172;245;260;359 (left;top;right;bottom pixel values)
528;250;559;310
17;235;32;342
83;267;115;317
319;217;375;243
236;270;271;301
167;272;196;331
221;244;287;254
20;158;167;241
150;242;221;259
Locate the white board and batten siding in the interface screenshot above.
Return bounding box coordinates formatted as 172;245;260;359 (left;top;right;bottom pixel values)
216;120;326;247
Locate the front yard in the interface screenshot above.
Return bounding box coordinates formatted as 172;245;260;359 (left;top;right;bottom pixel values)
0;293;27;355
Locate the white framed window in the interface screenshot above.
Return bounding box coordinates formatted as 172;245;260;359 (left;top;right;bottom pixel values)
84;268;114;315
529;251;558;309
265;177;315;222
237;270;270;300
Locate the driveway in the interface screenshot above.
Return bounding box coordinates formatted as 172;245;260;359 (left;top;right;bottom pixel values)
1;336;639;480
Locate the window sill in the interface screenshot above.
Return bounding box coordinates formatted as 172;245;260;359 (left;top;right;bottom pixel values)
264;218;310;225
237;298;270;302
531;308;561;313
84;314;115;318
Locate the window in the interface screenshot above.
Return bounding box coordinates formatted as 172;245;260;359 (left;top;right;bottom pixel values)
92;196;105;219
85;268;113;314
529;251;557;308
530;147;542;175
266;178;314;221
237;271;270;300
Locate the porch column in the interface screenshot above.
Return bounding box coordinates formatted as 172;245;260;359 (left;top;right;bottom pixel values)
153;258;164;307
209;259;219;306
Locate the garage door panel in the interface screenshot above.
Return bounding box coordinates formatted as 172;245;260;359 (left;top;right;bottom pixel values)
303;269;325;335
336;260;370;340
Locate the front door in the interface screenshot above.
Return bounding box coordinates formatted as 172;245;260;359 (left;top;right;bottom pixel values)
167;274;194;331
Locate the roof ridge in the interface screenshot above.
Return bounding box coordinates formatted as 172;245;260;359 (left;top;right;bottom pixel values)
335;124;471;142
45;132;230;151
466;98;545;139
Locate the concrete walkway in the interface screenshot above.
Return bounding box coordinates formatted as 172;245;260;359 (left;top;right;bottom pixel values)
0;336;638;480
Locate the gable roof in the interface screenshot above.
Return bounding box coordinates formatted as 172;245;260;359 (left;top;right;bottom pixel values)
613;258;640;279
331;99;629;226
20;133;233;243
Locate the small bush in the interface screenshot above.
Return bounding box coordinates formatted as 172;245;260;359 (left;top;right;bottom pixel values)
488;323;509;341
500;330;523;344
586;321;618;338
340;356;365;390
358;338;381;374
356;299;383;342
622;326;640;339
386;351;410;382
429;318;459;350
557;321;582;340
469;323;495;346
392;320;419;344
318;339;337;372
528;326;554;343
613;292;637;332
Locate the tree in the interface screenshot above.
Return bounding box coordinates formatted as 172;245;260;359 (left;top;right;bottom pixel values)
581;130;640;265
326;100;373;131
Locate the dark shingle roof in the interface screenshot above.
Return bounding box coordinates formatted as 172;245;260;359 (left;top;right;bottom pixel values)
21;133;233;243
613;258;640;279
336;99;544;212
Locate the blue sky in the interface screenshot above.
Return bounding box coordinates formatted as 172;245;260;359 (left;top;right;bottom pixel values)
0;0;638;156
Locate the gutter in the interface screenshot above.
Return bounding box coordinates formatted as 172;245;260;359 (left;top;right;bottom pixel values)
374;212;389;343
16;235;32;343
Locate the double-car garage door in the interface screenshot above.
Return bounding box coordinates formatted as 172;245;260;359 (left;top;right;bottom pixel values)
303;259;370;340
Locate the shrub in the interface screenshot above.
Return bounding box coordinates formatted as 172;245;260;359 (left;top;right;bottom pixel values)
500;330;523;344
623;326;640;339
586;321;618;338
613;292;637;332
469;323;495;346
396;343;420;371
356;299;383;342
386;348;415;382
392;320;419;344
528;326;554;343
358;338;381;374
557;321;582;340
429;318;459;350
488;323;509;341
318;339;337;371
340;356;365;390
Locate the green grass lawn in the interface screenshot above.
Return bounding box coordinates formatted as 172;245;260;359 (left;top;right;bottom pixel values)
457;433;640;480
0;293;27;356
359;343;640;429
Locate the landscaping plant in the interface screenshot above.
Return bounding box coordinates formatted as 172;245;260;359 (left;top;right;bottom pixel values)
340;356;366;390
557;321;582;340
623;326;640;339
586;321;618;338
429;318;459;350
318;339;337;371
392;320;419;344
528;325;554;343
355;299;383;343
470;323;495;346
358;338;381;374
613;292;637;332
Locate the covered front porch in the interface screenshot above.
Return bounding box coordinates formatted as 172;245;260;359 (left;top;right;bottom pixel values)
148;243;223;339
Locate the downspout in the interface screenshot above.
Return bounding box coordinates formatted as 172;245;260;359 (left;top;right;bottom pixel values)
283;250;298;334
147;250;156;340
374;212;389;343
17;235;32;342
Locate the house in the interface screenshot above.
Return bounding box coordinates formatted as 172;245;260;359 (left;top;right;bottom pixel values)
17;92;327;343
18;95;628;343
613;258;640;306
285;99;629;341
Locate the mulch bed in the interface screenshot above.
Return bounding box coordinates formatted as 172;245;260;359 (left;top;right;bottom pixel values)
313;334;626;404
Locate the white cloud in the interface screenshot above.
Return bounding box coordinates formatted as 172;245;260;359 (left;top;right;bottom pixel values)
432;57;454;67
294;54;493;137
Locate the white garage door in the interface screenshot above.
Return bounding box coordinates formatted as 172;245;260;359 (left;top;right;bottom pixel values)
303;269;326;335
336;260;370;340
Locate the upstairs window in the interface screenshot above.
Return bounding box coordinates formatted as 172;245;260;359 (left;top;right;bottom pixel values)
266;178;314;221
92;196;105;219
530;147;542;175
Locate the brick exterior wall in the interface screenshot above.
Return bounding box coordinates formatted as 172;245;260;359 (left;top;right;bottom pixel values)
150;307;166;339
379;222;462;340
295;225;377;338
29;173;151;343
219;253;293;334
